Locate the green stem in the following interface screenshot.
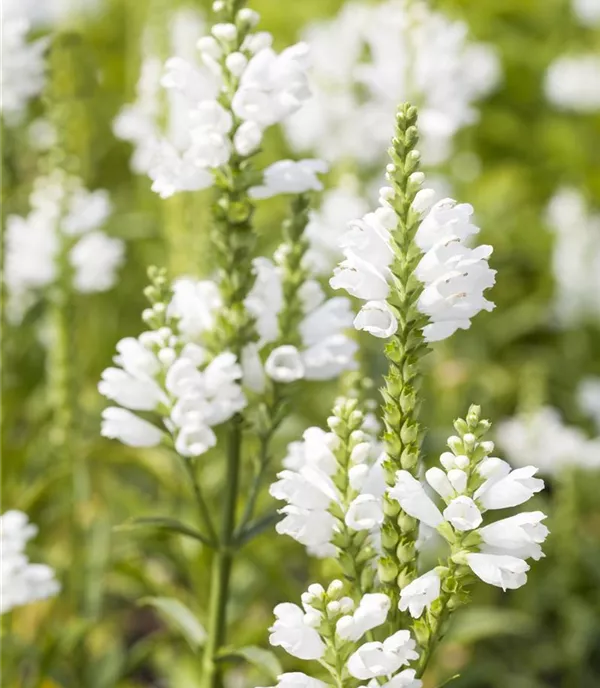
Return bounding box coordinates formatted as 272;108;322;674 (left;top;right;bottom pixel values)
181;456;218;547
201;415;243;688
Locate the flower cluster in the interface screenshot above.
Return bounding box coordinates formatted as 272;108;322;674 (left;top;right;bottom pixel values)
1;510;60;614
4;171;124;322
331;186;496;343
265;581;421;688
544;54;600;113
99;270;246;456
0;4;47;122
546;188;600;326
284;0;500;168
137;4;320;199
497;406;600;476
113;8;208;175
271;399;384;560
390;406;548;620
246;257;357;386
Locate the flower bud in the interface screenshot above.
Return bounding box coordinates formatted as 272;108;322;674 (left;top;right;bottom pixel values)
327;579;344;599
378;557;399;584
212;23;237;42
447;435;464;455
225;52;247;77
238;8;260;27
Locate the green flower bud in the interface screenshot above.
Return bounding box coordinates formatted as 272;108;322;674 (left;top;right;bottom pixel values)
378;557;400;584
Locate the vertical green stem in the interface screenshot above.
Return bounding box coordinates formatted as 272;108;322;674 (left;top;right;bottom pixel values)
202;415;243;688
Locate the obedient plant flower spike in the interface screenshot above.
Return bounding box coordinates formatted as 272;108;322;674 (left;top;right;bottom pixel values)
411;405;490;675
388;405;548;678
204;0;261;356
378;103;429;606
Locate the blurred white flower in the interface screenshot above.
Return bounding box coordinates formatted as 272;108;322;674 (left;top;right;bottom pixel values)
497;405;600;474
1;510;60;614
578;377;600;433
573;0;600;26
545;54;600;113
4;173;123;321
0;14;47;122
284;0;500;168
249;159;328;200
546;188;600;326
269;603;326;660
347;630;419;680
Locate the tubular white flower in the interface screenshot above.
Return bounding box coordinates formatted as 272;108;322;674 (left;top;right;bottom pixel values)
479;512;549;561
265;346;305;383
545;54;600;113
101;407;164;448
475;466;545;510
354;301;398;338
425;467;455;501
466;553;530;591
0;510;60;614
336;593;391;641
388;471;443;529
398;570;441;619
442;496;482;532
98;368;167;412
345;494;384;531
269;603;326;660
249;159;328;200
347;630;419;680
266;673;329;688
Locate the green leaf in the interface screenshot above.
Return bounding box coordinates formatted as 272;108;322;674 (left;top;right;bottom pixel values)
115;516;212;547
235;511;280;547
139;597;206;652
218;645;282;680
449;607;534;645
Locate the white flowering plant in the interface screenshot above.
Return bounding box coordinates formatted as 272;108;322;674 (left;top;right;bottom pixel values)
5;0;600;686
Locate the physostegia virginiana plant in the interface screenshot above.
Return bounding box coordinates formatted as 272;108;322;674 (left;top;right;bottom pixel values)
98;1;549;686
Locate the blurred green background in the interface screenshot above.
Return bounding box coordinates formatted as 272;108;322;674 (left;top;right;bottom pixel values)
2;0;600;687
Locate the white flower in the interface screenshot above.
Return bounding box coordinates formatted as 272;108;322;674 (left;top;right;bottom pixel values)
378;669;423;688
269;603;326;660
169;278;222;339
330;252;391;301
399;570;441;619
545;54;600;113
479;512;549;561
101;407;164;448
0;17;47;121
425;467;455;501
175;423;217;457
305;183;369;275
98;368;166;411
475;466;545;510
354;301;398;338
232;42;311;127
268;673;329;688
466;553;530;590
573;0;600;26
347;630;419;680
442;496;482;531
233;120;263;155
265;346;305;383
283;1;499;168
345;494;384;531
275;506;337;558
388;471;443;529
0;510;60;614
336;593;390;641
70;232;125;293
414;199;479;252
249;159;328;200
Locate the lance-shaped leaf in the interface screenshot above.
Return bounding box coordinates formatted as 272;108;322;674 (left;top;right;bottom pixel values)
139;597;206;652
